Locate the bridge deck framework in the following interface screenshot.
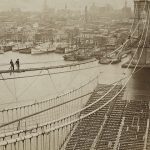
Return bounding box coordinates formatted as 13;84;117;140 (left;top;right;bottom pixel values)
65;84;150;150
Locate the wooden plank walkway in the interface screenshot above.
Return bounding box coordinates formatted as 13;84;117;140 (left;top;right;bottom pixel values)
0;59;96;74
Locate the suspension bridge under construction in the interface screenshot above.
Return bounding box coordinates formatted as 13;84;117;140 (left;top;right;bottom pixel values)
1;0;150;150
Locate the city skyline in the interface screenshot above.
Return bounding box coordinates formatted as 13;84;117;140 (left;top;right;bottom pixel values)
0;0;134;11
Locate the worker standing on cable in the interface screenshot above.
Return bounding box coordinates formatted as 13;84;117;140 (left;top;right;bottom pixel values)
10;59;14;71
15;59;20;71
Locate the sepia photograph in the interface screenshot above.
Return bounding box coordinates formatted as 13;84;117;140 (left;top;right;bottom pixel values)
0;0;149;149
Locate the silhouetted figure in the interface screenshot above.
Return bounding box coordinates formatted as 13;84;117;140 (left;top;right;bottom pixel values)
10;59;14;71
15;59;20;71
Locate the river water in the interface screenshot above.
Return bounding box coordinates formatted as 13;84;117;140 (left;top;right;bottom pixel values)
0;51;148;109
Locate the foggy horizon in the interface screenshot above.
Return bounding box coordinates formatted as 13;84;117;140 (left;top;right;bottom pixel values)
0;0;134;11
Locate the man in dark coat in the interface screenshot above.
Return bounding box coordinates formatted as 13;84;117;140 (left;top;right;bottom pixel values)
15;59;20;70
10;59;14;71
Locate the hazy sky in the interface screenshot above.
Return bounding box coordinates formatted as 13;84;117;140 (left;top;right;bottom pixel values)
0;0;134;11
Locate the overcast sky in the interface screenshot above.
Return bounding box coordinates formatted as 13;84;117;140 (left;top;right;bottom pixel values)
0;0;134;11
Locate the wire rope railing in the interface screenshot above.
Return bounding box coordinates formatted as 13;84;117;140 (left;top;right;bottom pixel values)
0;74;99;127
